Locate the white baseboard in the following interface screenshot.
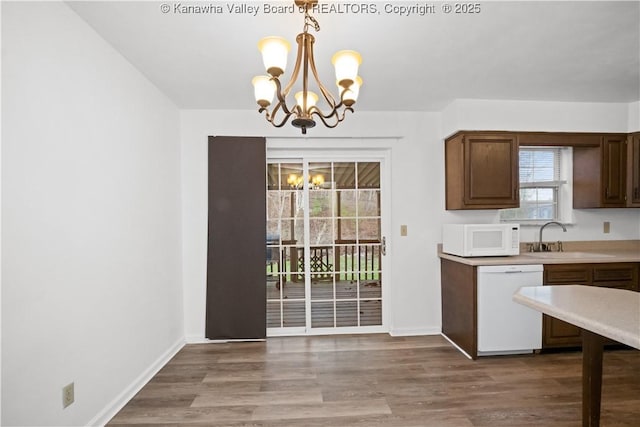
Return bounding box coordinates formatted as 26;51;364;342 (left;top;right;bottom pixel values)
441;333;473;360
87;337;185;427
185;335;267;344
186;335;210;344
190;328;441;341
389;326;441;337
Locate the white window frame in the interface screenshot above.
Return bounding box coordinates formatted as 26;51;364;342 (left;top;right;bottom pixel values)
266;145;392;337
500;146;573;225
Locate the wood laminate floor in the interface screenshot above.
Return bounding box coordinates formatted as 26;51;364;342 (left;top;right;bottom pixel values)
108;334;640;426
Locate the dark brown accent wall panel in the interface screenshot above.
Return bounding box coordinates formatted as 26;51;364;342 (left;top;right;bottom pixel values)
206;136;266;340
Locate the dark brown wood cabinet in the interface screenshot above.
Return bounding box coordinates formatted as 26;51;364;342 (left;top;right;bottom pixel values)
542;264;590;348
602;135;628;206
573;133;630;208
444;130;639;210
542;263;639;349
628;132;640;206
445;132;519;210
440;258;477;358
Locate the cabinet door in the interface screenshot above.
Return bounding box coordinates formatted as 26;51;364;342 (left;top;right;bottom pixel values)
463;134;519;208
592;263;639;292
543;312;583;348
628;133;640;206
601;135;627;206
542;264;590;348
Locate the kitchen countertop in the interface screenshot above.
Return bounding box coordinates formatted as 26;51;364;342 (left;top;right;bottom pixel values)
438;240;640;266
514;285;640;349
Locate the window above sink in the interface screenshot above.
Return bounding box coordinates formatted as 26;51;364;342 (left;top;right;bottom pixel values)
500;146;573;224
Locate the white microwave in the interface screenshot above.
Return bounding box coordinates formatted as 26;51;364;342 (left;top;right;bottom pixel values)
442;224;520;257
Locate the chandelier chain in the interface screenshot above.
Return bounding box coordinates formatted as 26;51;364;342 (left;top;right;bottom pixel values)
303;7;321;33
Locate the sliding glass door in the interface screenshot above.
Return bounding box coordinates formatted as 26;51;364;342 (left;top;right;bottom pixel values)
266;158;386;335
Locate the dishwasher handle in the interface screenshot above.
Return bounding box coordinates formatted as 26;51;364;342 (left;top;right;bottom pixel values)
477;264;544;274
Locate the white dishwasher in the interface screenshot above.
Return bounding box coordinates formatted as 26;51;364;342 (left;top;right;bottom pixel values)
477;264;543;356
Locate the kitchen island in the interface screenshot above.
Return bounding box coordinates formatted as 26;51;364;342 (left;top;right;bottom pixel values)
514;285;640;427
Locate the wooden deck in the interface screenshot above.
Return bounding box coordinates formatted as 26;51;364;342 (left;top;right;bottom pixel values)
107;334;640;426
266;279;382;328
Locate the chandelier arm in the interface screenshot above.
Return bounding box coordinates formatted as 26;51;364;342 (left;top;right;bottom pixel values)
271;78;295;117
301;33;311;114
309;107;353;128
262;107;294;128
306;105;338;121
306;38;340;111
311;112;339;129
263;82;305;127
281;34;305;97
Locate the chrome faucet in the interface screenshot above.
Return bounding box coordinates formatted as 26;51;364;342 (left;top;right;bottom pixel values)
536;221;567;252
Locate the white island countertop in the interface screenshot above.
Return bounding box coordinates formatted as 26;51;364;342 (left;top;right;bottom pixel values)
514;285;640;349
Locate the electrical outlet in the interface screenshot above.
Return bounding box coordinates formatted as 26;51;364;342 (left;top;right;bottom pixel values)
400;225;407;236
62;382;74;409
603;221;611;234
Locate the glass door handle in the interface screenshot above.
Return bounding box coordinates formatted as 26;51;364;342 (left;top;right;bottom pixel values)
381;236;387;256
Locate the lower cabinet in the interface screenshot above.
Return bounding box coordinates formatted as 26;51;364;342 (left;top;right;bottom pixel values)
440;258;477;358
440;259;640;357
542;263;640;349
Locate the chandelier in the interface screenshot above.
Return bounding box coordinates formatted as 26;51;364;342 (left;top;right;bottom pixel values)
251;0;362;134
287;173;325;189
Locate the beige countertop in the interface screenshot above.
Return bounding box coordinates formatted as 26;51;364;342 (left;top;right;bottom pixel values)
438;240;640;266
514;285;640;349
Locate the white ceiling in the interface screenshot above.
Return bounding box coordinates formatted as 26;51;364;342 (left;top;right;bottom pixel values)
67;1;640;112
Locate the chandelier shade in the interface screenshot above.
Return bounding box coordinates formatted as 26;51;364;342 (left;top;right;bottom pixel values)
295;91;319;109
331;50;362;87
251;76;276;107
251;0;362;134
257;36;290;77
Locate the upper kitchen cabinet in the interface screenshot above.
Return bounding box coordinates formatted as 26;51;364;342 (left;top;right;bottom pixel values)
445;132;519;210
602;134;628;206
628;132;640;206
574;134;629;208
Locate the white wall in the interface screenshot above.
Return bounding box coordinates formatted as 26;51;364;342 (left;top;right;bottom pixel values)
182;99;640;343
0;1;637;424
181;109;444;340
2;3;183;426
442;99;631;137
628;101;639;132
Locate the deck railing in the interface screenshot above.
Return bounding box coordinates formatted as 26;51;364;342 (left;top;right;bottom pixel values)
266;240;381;283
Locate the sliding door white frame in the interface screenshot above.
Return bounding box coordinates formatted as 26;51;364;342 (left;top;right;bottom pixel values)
266;145;392;337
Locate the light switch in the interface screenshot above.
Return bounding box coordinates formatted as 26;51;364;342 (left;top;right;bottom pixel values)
400;225;408;236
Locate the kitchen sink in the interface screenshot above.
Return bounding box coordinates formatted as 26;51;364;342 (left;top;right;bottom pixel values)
522;251;615;259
